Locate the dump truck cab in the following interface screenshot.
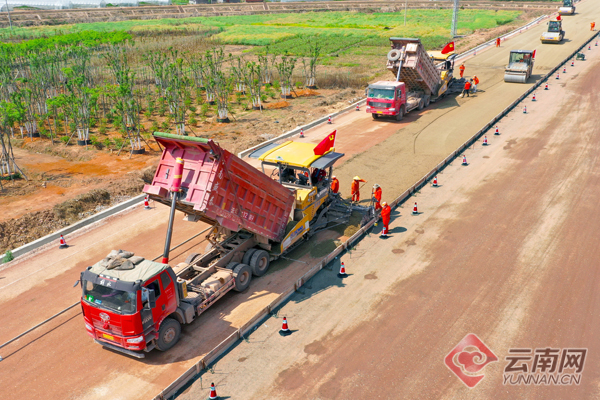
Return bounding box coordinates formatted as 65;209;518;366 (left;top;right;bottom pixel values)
558;0;575;15
541;19;565;44
257;141;347;252
80;253;184;357
504;50;535;83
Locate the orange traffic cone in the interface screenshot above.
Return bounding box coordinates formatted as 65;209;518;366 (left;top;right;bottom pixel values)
356;104;360;111
299;128;304;138
59;235;68;249
462;155;468;166
494;126;500;135
563;67;566;74
588;45;591;50
328;115;332;124
532;93;536;101
144;195;150;209
523;105;527;114
337;262;348;278
279;317;292;336
571;60;575;67
209;382;218;400
483;136;488;146
545;83;549;90
412;202;418;215
432;176;438;187
556;73;560;80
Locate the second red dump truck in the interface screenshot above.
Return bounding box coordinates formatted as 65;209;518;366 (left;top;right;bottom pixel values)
79;132;356;357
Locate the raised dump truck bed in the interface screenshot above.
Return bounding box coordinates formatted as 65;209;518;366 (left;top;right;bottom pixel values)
386;37;442;96
143;132;295;243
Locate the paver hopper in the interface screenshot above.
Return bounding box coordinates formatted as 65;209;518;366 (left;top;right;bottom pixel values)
504;50;535;83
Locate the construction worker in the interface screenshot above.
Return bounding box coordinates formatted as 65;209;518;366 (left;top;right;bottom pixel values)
380;202;391;237
472;75;479;93
592;22;596;31
331;175;340;194
372;184;382;210
459;63;466;78
461;79;472;98
496;37;501;47
351;176;366;202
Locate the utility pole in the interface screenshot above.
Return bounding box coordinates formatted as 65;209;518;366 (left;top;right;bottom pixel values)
5;0;12;31
451;0;459;38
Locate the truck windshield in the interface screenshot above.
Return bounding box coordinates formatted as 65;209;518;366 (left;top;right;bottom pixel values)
368;88;395;100
548;22;560;32
563;0;572;6
83;280;137;314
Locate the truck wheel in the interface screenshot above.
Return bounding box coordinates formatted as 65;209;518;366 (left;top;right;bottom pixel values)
249;250;270;277
233;263;252;292
424;96;431;107
185;253;201;265
417;99;424;110
242;248;257;266
372;114;379;120
156;318;181;352
395;108;404;121
226;262;240;270
387;49;401;62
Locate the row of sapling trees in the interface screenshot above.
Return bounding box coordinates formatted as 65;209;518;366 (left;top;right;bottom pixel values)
0;34;323;180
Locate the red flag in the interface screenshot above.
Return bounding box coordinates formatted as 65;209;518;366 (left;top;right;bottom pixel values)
556;14;561;21
313;130;336;156
532;49;536;59
441;42;455;55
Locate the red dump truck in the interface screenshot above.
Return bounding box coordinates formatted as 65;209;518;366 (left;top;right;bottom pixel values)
79;132;354;357
366;37;464;121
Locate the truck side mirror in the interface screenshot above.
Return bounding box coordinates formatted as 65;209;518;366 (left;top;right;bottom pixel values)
148;289;156;309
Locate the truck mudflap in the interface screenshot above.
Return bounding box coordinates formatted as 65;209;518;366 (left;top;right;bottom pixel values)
94;339;146;359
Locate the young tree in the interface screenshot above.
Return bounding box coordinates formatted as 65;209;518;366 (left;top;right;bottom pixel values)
245;61;263;110
275;54;297;98
230;54;248;93
103;45;143;154
302;40;321;88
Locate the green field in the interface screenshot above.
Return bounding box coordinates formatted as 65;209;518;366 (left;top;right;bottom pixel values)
0;9;520;55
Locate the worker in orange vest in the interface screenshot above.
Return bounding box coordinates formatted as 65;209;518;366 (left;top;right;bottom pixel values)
495;37;501;47
461;79;472;98
372;184;382;210
459;63;466;78
330;175;340;194
351;176;366;202
380;202;391;237
472;75;479;93
592;22;596;31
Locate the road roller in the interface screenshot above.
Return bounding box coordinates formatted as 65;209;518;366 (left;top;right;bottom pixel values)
504;50;535;83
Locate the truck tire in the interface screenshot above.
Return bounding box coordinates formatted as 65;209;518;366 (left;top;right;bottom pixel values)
156;318;181;352
242;248;257;266
424;96;431;107
387;49;401;62
233;263;252;292
226;262;240;270
418;99;424;110
372;114;379;120
185;253;202;265
395;107;404;121
249;250;270;277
